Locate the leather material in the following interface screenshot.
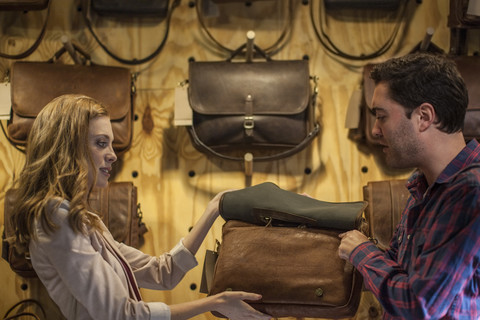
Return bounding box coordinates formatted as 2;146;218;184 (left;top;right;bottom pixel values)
0;0;49;10
448;0;480;28
2;182;146;278
220;182;368;231
209;220;363;318
323;0;402;10
187;58;319;161
91;0;169;17
362;179;409;250
89;182;147;249
8;61;134;154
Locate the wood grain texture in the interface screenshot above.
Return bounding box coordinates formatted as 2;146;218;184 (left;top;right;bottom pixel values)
0;0;473;319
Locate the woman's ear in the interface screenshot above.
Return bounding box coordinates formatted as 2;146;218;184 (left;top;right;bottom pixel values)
416;103;436;132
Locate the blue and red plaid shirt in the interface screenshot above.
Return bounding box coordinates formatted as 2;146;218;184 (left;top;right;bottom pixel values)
350;139;480;319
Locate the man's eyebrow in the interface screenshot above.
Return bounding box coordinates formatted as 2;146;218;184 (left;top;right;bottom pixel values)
371;107;386;114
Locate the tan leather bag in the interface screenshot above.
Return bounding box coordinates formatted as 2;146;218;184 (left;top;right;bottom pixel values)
7;52;134;154
2;182;146;278
362;179;409;251
208;220;363;318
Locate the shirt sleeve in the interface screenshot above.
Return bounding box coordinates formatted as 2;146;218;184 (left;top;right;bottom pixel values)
29;202;172;320
116;239;198;290
349;184;480;318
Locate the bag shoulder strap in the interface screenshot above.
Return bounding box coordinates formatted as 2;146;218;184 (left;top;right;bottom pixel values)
188;122;320;162
0;1;52;59
82;0;180;65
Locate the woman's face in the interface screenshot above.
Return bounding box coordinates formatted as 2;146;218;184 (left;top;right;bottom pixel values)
88;116;117;188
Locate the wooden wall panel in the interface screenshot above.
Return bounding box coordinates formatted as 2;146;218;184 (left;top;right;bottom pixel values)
1;0;473;319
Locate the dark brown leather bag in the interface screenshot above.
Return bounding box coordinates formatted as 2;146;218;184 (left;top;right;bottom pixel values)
7;51;134;154
208;220;363;318
0;0;49;10
2;182;146;278
362;179;409;251
187;47;320;161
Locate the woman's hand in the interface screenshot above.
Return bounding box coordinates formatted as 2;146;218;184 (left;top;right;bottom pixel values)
212;291;271;320
182;189;236;256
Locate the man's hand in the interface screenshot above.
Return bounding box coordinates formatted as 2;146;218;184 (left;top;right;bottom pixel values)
338;230;369;261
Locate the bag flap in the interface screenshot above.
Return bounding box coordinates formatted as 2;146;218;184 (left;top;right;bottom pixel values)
210;220;363;318
219;182;368;231
10;61;131;121
188;60;310;115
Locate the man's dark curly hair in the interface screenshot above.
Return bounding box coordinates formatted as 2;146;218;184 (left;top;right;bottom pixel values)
370;53;468;134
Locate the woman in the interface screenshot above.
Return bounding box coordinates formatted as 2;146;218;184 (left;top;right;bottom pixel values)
10;94;270;320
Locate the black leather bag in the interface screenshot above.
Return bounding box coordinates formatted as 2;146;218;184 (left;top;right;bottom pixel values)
91;0;169;17
187;47;320;161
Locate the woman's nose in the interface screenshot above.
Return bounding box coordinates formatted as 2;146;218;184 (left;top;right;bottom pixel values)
107;148;117;163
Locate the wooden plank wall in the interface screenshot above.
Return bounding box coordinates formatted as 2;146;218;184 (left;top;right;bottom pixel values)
0;0;477;319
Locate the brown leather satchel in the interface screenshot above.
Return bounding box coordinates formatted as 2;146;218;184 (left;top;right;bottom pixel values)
2;182;146;278
187;46;320;161
362;179;409;251
208;220;363;318
6;48;134;154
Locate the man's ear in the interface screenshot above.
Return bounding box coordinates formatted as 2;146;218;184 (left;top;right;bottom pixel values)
416;103;436;132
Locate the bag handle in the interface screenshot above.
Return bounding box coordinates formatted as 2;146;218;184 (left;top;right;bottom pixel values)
3;299;46;320
0;1;52;59
196;0;294;57
82;0;180;65
310;0;409;61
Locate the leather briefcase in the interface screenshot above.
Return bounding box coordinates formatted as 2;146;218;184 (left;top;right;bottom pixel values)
187;47;320;161
208;220;363;318
7;49;134;154
362;179;409;250
2;182;146;278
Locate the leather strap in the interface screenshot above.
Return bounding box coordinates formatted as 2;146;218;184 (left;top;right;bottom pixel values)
82;0;180;65
188;122;319;162
0;1;51;59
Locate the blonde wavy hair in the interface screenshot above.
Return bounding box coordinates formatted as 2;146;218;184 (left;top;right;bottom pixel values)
11;94;109;248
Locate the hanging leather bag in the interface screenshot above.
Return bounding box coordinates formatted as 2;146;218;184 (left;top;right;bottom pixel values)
2;182;146;278
187;46;320;161
362;179;409;251
6;46;135;154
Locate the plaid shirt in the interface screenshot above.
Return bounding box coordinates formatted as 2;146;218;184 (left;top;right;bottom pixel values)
350;139;480;319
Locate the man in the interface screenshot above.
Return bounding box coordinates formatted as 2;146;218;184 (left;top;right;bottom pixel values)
338;53;480;319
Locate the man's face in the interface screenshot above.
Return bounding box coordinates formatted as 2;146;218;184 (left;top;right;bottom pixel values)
371;82;421;169
88;116;117;188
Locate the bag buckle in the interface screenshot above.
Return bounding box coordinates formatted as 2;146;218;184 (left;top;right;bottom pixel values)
244;116;254;130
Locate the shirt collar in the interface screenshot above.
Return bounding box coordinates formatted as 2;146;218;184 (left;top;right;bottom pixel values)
407;139;480;198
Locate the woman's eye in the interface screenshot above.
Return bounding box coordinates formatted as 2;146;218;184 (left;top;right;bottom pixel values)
97;141;108;148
